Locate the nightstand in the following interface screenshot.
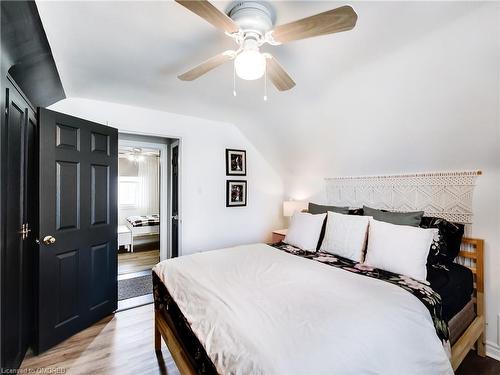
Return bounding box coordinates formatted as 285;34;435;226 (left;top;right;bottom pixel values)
271;229;288;244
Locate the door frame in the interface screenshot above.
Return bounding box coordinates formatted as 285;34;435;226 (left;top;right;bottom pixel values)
118;134;182;260
169;139;181;259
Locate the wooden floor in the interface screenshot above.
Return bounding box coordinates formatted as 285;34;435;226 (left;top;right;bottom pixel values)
456;350;500;375
20;304;179;375
118;249;160;275
20;304;499;375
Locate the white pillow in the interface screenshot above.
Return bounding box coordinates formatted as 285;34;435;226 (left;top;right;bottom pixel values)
320;212;371;262
364;219;435;281
284;212;326;251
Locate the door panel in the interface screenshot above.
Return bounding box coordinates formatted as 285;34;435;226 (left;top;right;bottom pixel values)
90;243;110;309
55;161;80;231
91;164;109;226
37;108;117;352
55;249;79;325
91;132;109;154
56;124;79;150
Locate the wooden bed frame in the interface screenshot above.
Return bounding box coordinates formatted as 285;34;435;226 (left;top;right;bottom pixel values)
450;237;485;370
154;237;486;374
155;309;197;375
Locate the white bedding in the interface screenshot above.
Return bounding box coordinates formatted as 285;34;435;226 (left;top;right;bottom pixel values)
153;243;453;375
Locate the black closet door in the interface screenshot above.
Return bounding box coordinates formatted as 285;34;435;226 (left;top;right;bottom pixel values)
37;108;118;352
21;109;37;357
2;79;36;369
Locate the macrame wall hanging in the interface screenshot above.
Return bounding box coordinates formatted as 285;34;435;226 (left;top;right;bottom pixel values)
325;170;481;225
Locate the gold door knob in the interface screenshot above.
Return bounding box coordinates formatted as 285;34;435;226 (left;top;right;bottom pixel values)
43;235;56;245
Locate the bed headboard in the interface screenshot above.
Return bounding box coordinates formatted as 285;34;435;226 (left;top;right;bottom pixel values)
325;170;481;225
324;170;483;279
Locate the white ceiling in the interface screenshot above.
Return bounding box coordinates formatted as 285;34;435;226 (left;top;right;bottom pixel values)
36;1;495;174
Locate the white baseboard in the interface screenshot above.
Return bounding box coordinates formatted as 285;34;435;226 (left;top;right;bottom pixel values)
486;341;500;361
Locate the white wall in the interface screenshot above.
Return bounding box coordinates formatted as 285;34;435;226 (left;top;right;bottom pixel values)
283;4;500;358
49;98;285;255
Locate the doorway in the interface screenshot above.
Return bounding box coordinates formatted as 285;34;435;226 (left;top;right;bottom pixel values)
116;133;179;310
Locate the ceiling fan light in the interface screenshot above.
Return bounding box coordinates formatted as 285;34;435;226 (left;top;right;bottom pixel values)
234;49;266;81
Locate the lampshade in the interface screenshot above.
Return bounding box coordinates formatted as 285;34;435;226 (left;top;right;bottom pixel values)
283;201;308;217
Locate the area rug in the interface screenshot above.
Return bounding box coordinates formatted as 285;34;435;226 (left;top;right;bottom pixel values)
118;275;153;301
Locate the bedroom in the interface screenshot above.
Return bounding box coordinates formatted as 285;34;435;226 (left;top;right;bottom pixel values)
116;134;179;309
1;0;499;374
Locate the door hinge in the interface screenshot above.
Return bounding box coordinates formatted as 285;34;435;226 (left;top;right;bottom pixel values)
18;223;31;240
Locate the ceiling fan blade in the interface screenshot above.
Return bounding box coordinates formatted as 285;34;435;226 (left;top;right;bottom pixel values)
265;55;296;91
270;5;357;44
175;0;239;34
178;51;235;81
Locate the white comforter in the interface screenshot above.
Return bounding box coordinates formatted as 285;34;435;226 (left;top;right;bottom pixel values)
153;243;453;375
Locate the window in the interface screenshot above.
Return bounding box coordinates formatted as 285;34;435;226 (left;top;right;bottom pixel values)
119;176;140;208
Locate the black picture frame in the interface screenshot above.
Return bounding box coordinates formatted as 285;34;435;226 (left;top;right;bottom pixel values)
226;149;246;176
226;180;247;207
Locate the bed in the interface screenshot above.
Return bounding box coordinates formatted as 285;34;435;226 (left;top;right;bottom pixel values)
152;237;484;374
125;214;159;252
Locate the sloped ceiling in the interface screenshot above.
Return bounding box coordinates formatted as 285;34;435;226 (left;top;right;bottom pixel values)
36;1;496;175
1;1;65;106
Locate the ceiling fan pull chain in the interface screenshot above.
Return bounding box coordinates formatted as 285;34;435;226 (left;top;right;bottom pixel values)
233;61;237;97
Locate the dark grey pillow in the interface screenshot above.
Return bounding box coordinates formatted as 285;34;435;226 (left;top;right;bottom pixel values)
308;202;349;215
363;205;424;227
348;208;364;216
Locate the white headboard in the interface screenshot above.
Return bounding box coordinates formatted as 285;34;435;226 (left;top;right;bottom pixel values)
325;170;481;224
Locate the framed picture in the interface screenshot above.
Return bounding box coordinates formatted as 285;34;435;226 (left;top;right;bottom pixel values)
226;180;247;207
226;149;246;176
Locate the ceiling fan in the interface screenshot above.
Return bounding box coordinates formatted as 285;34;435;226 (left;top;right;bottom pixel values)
119;147;160;162
175;0;358;92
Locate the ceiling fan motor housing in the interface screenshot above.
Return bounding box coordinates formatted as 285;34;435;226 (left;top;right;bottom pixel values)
227;1;275;37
